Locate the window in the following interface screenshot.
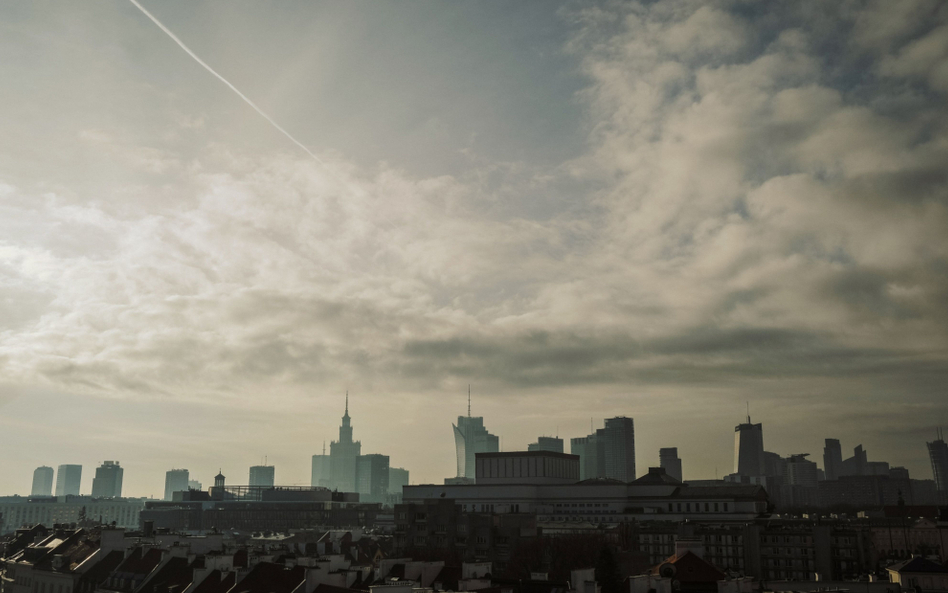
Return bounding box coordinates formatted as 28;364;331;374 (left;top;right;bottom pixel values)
723;503;728;512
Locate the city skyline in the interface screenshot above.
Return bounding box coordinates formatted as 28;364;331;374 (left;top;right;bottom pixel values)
1;0;946;497
8;397;946;498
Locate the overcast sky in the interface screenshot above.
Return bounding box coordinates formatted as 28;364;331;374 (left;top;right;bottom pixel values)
1;0;947;497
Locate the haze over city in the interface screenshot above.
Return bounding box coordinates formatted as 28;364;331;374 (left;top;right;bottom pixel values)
1;0;947;498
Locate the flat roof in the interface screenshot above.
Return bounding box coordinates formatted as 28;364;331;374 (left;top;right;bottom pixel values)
475;451;579;460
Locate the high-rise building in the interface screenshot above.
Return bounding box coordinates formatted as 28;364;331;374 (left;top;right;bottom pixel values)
330;394;361;492
528;436;564;453
928;430;948;492
91;461;123;498
164;469;189;501
31;466;54;497
659;448;682;482
840;444;868;476
823;439;843;481
356;454;390;504
55;465;82;496
784;454;818;488
249;465;275;487
602;417;636;481
311;443;331;488
452;391;499;479
734;416;764;477
188;479;202;491
570;437;589;478
389;467;410;494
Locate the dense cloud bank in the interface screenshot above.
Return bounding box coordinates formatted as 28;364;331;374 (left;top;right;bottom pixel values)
0;0;946;480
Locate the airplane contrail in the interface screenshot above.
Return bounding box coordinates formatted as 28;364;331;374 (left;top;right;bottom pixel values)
128;0;333;171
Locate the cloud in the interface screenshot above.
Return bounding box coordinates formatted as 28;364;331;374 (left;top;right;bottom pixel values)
0;0;946;488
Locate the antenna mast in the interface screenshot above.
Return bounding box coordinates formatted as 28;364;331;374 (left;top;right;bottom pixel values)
746;401;750;423
468;385;471;417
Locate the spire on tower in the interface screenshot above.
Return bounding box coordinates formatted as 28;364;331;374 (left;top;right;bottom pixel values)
346;390;349;415
468;385;471;417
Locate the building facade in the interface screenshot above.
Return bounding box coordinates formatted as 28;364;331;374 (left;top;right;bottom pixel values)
734;418;764;477
528;437;564;453
90;461;123;498
249;465;275;487
356;453;390;504
330;396;362;492
30;467;54;497
164;468;190;501
453;416;499;479
54;465;82;497
928;433;948;492
660;448;683;482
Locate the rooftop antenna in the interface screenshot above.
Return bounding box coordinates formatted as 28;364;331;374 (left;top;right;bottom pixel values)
345;390;349;415
322;441;326;455
468;385;471;417
746;401;750;424
590;417;593;433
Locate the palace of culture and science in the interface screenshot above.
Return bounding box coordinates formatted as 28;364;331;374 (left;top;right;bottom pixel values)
311;394;409;504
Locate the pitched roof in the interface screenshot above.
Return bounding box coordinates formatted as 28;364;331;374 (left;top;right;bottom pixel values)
651;551;727;584
191;570;236;593
887;557;948;574
229;561;306;593
139;556;194;592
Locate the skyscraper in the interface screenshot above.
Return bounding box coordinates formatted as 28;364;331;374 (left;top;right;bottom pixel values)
734;416;764;477
452;390;499;479
311;443;331;488
249;465;275;487
659;448;682;482
389;467;410;495
823;438;843;481
602;416;636;481
164;468;189;501
330;394;361;491
528;436;564;453
356;453;390;504
31;466;54;497
91;461;123;498
55;464;82;496
570;437;589;478
784;454;818;488
928;429;948;492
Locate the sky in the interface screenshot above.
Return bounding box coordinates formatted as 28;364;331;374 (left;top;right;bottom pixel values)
1;0;947;498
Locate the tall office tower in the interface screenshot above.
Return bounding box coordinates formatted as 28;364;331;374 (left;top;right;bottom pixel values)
573;430;606;480
784;454;818;488
91;461;123;498
164;469;190;501
311;443;331;488
356;454;390;504
188;479;202;491
659;448;683;482
734;416;764;477
601;417;636;481
528;437;564;453
249;465;275;487
389;467;410;494
330;394;361;491
452;390;499;479
31;466;54;497
841;444;868;476
55;464;82;496
823;439;843;481
570;437;588;478
929;430;948;491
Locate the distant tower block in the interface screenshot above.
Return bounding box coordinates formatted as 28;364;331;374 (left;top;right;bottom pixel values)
659;448;683;482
